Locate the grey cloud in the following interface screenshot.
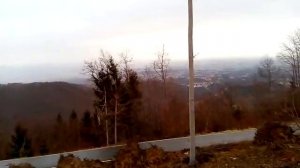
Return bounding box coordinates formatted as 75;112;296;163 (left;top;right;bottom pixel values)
196;0;300;20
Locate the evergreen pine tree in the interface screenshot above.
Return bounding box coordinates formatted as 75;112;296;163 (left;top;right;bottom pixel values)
53;113;66;152
80;110;94;146
9;125;33;158
120;70;142;139
39;141;49;155
86;53;142;143
68;110;79;149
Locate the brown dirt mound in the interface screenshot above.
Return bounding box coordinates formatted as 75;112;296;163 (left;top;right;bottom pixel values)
254;122;295;147
57;154;112;168
200;141;300;168
115;142;143;168
115;142;188;168
9;163;35;168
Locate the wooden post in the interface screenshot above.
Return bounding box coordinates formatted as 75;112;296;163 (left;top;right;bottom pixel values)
188;0;196;165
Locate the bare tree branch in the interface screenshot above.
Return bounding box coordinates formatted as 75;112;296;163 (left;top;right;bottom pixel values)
257;56;278;90
153;45;170;97
277;29;300;88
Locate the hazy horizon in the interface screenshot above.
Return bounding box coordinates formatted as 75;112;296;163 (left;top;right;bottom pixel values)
0;57;263;84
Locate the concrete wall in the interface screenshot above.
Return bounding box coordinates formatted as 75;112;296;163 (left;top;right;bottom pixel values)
139;128;256;151
0;128;256;168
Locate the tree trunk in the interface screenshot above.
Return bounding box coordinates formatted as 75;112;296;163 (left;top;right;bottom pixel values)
296;55;300;87
114;97;118;144
104;89;109;146
268;68;272;91
163;76;167;97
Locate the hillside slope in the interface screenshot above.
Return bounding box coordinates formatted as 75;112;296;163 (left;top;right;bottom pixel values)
0;82;94;132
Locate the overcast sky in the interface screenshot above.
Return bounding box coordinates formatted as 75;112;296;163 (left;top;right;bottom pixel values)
1;0;300;65
1;0;300;82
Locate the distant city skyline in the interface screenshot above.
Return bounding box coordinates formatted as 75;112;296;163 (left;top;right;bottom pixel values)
0;58;261;84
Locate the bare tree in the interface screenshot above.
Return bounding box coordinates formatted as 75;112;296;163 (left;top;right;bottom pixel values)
120;51;133;82
257;56;278;90
153;45;170;97
282;89;300;130
290;91;300;129
142;66;154;81
277;29;300;88
278;30;300;130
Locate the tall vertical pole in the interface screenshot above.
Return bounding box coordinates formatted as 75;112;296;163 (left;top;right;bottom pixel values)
188;0;196;165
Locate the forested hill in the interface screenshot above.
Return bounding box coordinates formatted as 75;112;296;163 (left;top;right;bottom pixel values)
0;82;94;132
